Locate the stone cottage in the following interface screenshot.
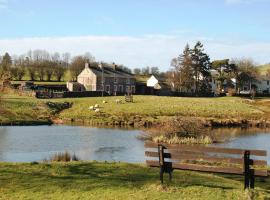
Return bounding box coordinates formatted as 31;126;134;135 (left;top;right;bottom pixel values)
67;63;136;94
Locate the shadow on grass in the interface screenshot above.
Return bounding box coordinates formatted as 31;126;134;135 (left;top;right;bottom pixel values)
1;162;269;193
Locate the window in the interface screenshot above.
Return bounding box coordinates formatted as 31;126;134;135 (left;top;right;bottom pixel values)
105;85;110;92
267;80;269;85
118;85;123;92
114;77;118;84
114;85;117;92
126;78;130;84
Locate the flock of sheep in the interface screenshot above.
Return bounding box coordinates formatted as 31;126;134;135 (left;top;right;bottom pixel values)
88;99;123;113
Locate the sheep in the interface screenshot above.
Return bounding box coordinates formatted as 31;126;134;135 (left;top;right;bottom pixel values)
95;108;100;113
94;104;99;108
116;99;122;104
89;106;94;110
102;100;107;104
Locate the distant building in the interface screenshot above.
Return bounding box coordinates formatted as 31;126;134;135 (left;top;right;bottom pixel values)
67;63;136;94
146;75;171;95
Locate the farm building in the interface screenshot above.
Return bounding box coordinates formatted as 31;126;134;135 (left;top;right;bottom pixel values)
67;63;136;95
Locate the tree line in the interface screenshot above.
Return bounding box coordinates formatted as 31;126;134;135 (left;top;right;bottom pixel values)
0;50;133;84
168;41;267;95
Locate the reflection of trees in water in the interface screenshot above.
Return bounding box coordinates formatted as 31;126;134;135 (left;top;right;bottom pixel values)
209;127;270;142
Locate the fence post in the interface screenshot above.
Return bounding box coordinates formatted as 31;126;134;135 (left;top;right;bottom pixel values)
158;144;164;184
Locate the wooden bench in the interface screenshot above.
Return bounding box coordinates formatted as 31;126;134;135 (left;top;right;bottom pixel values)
145;141;268;189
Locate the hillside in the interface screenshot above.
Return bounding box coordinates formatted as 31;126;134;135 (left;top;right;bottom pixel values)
257;64;270;75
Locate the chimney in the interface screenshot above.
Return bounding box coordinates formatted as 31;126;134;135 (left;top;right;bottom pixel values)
85;62;90;69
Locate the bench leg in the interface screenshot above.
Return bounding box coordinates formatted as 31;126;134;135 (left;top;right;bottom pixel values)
250;169;255;189
160;168;164;184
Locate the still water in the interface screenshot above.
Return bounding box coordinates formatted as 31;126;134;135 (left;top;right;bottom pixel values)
0;126;144;162
0;125;269;163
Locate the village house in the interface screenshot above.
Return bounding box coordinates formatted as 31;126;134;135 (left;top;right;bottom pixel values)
67;63;136;95
146;75;172;95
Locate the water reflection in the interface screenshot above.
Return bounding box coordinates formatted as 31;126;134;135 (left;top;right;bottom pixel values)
0;125;269;163
0;125;144;162
210;128;270;163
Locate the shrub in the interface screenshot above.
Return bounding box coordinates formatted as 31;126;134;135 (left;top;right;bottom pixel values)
46;151;80;162
145;117;213;144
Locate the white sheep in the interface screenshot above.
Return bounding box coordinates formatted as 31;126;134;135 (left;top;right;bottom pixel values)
102;100;107;104
94;104;99;108
89;106;94;110
95;108;100;113
116;99;122;104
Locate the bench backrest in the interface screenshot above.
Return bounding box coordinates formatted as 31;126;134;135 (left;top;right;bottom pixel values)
145;141;268;177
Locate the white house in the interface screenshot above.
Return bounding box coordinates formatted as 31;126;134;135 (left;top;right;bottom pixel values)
256;76;270;93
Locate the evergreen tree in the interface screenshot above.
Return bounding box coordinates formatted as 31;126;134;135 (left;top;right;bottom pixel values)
191;41;211;94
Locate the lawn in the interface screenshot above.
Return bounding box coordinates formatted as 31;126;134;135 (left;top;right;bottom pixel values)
11;81;66;85
0;162;269;200
56;96;266;123
1;94;269;125
0;94;52;125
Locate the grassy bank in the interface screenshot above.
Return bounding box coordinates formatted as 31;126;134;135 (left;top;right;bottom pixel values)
0;162;269;200
55;96;269;127
1;93;270;127
0;94;52;125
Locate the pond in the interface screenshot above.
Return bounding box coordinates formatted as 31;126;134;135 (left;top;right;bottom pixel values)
0;125;269;163
0;125;144;162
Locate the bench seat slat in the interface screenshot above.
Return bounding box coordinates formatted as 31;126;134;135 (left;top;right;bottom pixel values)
145;151;267;166
146;160;243;175
145;142;267;156
146;160;268;177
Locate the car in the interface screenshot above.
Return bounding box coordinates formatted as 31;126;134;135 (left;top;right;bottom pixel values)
239;90;251;95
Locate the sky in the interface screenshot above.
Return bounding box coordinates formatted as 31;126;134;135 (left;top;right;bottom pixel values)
0;0;270;70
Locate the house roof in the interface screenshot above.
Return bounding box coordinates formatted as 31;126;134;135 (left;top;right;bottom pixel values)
81;65;134;78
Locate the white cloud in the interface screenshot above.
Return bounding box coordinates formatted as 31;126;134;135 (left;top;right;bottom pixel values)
0;35;269;70
0;0;8;8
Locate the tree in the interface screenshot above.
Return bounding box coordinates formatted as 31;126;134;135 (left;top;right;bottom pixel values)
141;66;150;76
1;52;12;70
151;67;160;75
0;53;12;87
36;62;46;81
27;62;36;81
170;44;194;92
54;62;65;82
191;41;211;94
69;56;88;81
133;68;141;75
45;61;54;81
231;58;259;92
12;56;26;81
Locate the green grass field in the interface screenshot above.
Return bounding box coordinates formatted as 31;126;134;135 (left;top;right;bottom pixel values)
0;94;52;124
11;81;66;85
0;162;269;200
56;96;265;123
1;94;269;125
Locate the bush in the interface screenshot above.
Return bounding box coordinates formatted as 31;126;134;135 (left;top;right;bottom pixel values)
145;117;212;144
45;151;80;162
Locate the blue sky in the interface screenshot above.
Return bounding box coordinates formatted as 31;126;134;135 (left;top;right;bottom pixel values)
0;0;270;70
